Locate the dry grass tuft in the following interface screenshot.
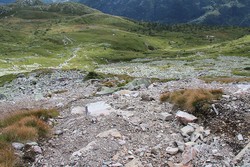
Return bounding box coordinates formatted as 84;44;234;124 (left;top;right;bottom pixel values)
0;141;15;167
160;88;223;113
0;109;58;128
0;109;59;166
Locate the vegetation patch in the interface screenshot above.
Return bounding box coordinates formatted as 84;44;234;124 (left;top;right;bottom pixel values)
84;71;104;80
0;109;59;166
160;89;223;113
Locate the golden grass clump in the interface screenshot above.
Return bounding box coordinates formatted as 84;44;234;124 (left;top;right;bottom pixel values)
0;109;59;128
160;88;223;113
2;116;50;142
0;109;59;166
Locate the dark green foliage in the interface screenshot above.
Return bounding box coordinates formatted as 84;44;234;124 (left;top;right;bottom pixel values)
84;71;103;80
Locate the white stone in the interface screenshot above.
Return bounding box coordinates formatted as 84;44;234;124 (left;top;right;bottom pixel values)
181;125;195;136
96;129;122;139
237;134;244;141
86;101;115;117
12;142;24;150
71;106;85;115
166;147;179;155
176;111;197;124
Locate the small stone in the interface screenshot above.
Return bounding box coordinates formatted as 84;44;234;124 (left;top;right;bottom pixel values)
97;129;122;139
181;146;199;165
26;142;38;146
185;142;196;147
140;123;149;131
125;158;143;167
237;134;244;141
111;162;123;167
56;103;64;108
159;112;173;121
212;149;218;154
128;150;133;155
141;94;154;101
71;106;85;115
54;130;63;135
0;94;7;100
204;130;211;136
166;147;179;155
175;141;185;152
190;132;202;142
118;140;126;145
167;161;175;167
222;95;230;99
12;142;24;150
181;125;195;136
176;111;197;125
33;146;42;154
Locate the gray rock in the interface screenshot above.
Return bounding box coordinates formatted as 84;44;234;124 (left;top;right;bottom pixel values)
12;142;24;150
71;106;85;115
166;147;179;155
111;163;123;167
124;78;151;90
159;112;173;121
0;94;6;100
140;94;154;101
26;142;38;146
71;141;97;159
125;158;143;167
33;145;42;154
96;129;122;139
96;86;118;95
176;111;197;124
237;134;244;141
190;132;203;142
181;125;195;136
118;140;126;145
54;130;63;135
140;123;149;131
86;101;115;117
175;141;185;152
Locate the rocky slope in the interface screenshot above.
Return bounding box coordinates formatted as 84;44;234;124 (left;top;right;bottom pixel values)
0;70;249;166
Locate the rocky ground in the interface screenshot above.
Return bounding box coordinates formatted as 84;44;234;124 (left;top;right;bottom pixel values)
0;70;249;167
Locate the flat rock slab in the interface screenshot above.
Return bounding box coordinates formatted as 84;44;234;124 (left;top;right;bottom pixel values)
86;101;115;117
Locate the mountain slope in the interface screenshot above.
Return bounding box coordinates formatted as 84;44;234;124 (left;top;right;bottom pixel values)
2;0;250;26
0;2;249;78
77;0;250;26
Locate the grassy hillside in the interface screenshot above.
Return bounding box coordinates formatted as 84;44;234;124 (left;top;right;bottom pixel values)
0;2;249;79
